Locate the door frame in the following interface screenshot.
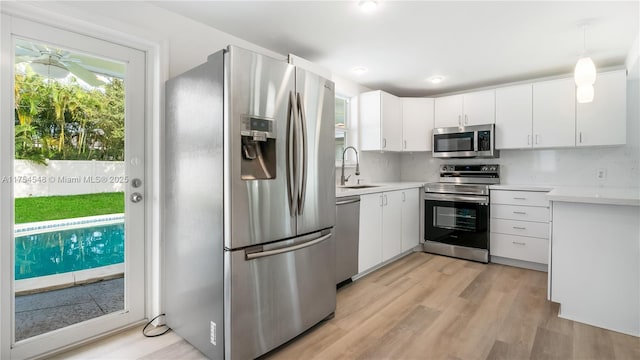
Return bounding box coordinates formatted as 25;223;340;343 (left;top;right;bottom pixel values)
0;3;166;358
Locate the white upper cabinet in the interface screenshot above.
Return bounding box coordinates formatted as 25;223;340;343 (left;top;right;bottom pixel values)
532;78;576;148
434;90;495;128
401;98;433;151
360;90;403;151
463;90;496;126
434;94;463;128
576;70;626;147
495;84;533;149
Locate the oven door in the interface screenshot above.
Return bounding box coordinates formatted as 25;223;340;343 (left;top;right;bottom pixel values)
424;193;488;249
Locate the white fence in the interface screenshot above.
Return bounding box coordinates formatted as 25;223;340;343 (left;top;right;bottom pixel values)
13;160;125;197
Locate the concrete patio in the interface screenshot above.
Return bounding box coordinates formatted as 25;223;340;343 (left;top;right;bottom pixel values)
15;277;123;341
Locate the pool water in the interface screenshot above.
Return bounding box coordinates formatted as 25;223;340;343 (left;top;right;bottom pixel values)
15;222;125;280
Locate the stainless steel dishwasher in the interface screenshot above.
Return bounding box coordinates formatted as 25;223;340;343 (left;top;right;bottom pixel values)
335;196;360;285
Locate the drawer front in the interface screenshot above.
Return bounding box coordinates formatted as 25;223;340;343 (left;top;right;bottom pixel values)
490;218;549;239
490;232;548;264
491;204;549;223
490;190;549;207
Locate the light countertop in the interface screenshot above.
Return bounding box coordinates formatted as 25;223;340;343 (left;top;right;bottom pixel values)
545;186;640;207
336;182;425;198
489;184;555;192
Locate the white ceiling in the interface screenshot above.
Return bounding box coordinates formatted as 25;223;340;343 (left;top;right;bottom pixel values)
152;1;639;96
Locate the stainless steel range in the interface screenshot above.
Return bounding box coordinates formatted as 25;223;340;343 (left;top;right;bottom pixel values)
423;164;500;263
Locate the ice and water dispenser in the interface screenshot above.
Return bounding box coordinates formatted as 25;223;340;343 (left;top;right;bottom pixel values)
241;116;277;180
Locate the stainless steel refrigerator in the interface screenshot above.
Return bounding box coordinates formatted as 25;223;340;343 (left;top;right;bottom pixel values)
164;45;336;359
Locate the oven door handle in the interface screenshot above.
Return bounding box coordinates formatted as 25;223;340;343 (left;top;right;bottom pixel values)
424;193;488;205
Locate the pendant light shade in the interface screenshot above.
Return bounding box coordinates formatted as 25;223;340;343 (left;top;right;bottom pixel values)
574;25;596;103
576;84;594;103
574;56;596;86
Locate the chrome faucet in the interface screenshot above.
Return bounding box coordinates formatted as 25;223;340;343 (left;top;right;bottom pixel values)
340;146;360;185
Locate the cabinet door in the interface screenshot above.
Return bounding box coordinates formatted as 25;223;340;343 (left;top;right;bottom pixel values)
532;78;576;148
462;90;495;125
380;91;403;151
434;94;463;128
576;70;626;146
495;84;532;149
359;91;382;151
401;98;433;151
358;193;383;273
382;191;403;261
401;188;420;252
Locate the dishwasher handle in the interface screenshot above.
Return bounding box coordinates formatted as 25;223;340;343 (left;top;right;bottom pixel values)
336;198;360;206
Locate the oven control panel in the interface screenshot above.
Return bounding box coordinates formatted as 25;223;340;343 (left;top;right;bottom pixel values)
439;164;500;184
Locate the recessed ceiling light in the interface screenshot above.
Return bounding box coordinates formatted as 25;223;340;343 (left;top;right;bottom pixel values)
352;66;368;75
359;0;378;12
427;75;445;84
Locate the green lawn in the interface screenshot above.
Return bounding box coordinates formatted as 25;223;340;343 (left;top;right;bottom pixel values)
15;192;125;224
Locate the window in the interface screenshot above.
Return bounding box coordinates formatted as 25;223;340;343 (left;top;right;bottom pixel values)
335;95;350;164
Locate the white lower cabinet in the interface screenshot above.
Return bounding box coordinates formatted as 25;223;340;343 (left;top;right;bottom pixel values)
358;188;420;274
358;193;383;273
490;189;550;269
401;188;420;252
381;191;403;261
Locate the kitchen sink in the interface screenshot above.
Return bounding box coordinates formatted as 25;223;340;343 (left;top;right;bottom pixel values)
339;184;379;189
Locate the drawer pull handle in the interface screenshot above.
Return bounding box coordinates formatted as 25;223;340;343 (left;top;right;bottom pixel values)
512;226;526;230
513;197;527;200
512;241;526;246
513;211;527;215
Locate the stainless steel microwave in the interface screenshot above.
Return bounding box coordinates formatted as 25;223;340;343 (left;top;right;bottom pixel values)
432;124;499;158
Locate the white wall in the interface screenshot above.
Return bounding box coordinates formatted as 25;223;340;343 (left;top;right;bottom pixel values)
14;160;125;197
400;65;640;188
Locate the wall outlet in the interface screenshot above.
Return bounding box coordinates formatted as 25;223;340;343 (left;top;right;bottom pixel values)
596;168;607;180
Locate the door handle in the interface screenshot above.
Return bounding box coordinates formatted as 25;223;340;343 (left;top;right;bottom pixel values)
535;134;540;144
513;211;527;215
245;233;331;260
296;92;307;215
130;192;143;203
458;115;461;126
402;192;406;202
382;138;387;148
286;91;297;217
579;131;583;143
380;194;384;207
512;226;526;230
404;140;407;149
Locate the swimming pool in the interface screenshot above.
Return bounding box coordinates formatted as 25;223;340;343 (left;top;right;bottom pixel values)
14;215;125;280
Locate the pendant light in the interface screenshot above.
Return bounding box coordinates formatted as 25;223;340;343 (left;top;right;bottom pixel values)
574;25;596;103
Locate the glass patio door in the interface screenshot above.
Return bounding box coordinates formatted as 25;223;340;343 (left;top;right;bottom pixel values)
1;16;146;359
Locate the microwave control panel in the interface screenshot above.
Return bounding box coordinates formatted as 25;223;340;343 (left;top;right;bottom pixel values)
477;130;491;151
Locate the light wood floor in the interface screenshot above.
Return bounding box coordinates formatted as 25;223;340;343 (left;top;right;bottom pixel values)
56;253;640;359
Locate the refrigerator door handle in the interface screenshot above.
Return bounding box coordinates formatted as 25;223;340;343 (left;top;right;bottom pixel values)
296;92;308;215
245;233;332;260
286;91;297;217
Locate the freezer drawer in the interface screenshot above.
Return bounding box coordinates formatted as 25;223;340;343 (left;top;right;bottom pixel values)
226;229;336;359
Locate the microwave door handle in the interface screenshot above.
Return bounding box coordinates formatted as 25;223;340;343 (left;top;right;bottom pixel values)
474;131;478;152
